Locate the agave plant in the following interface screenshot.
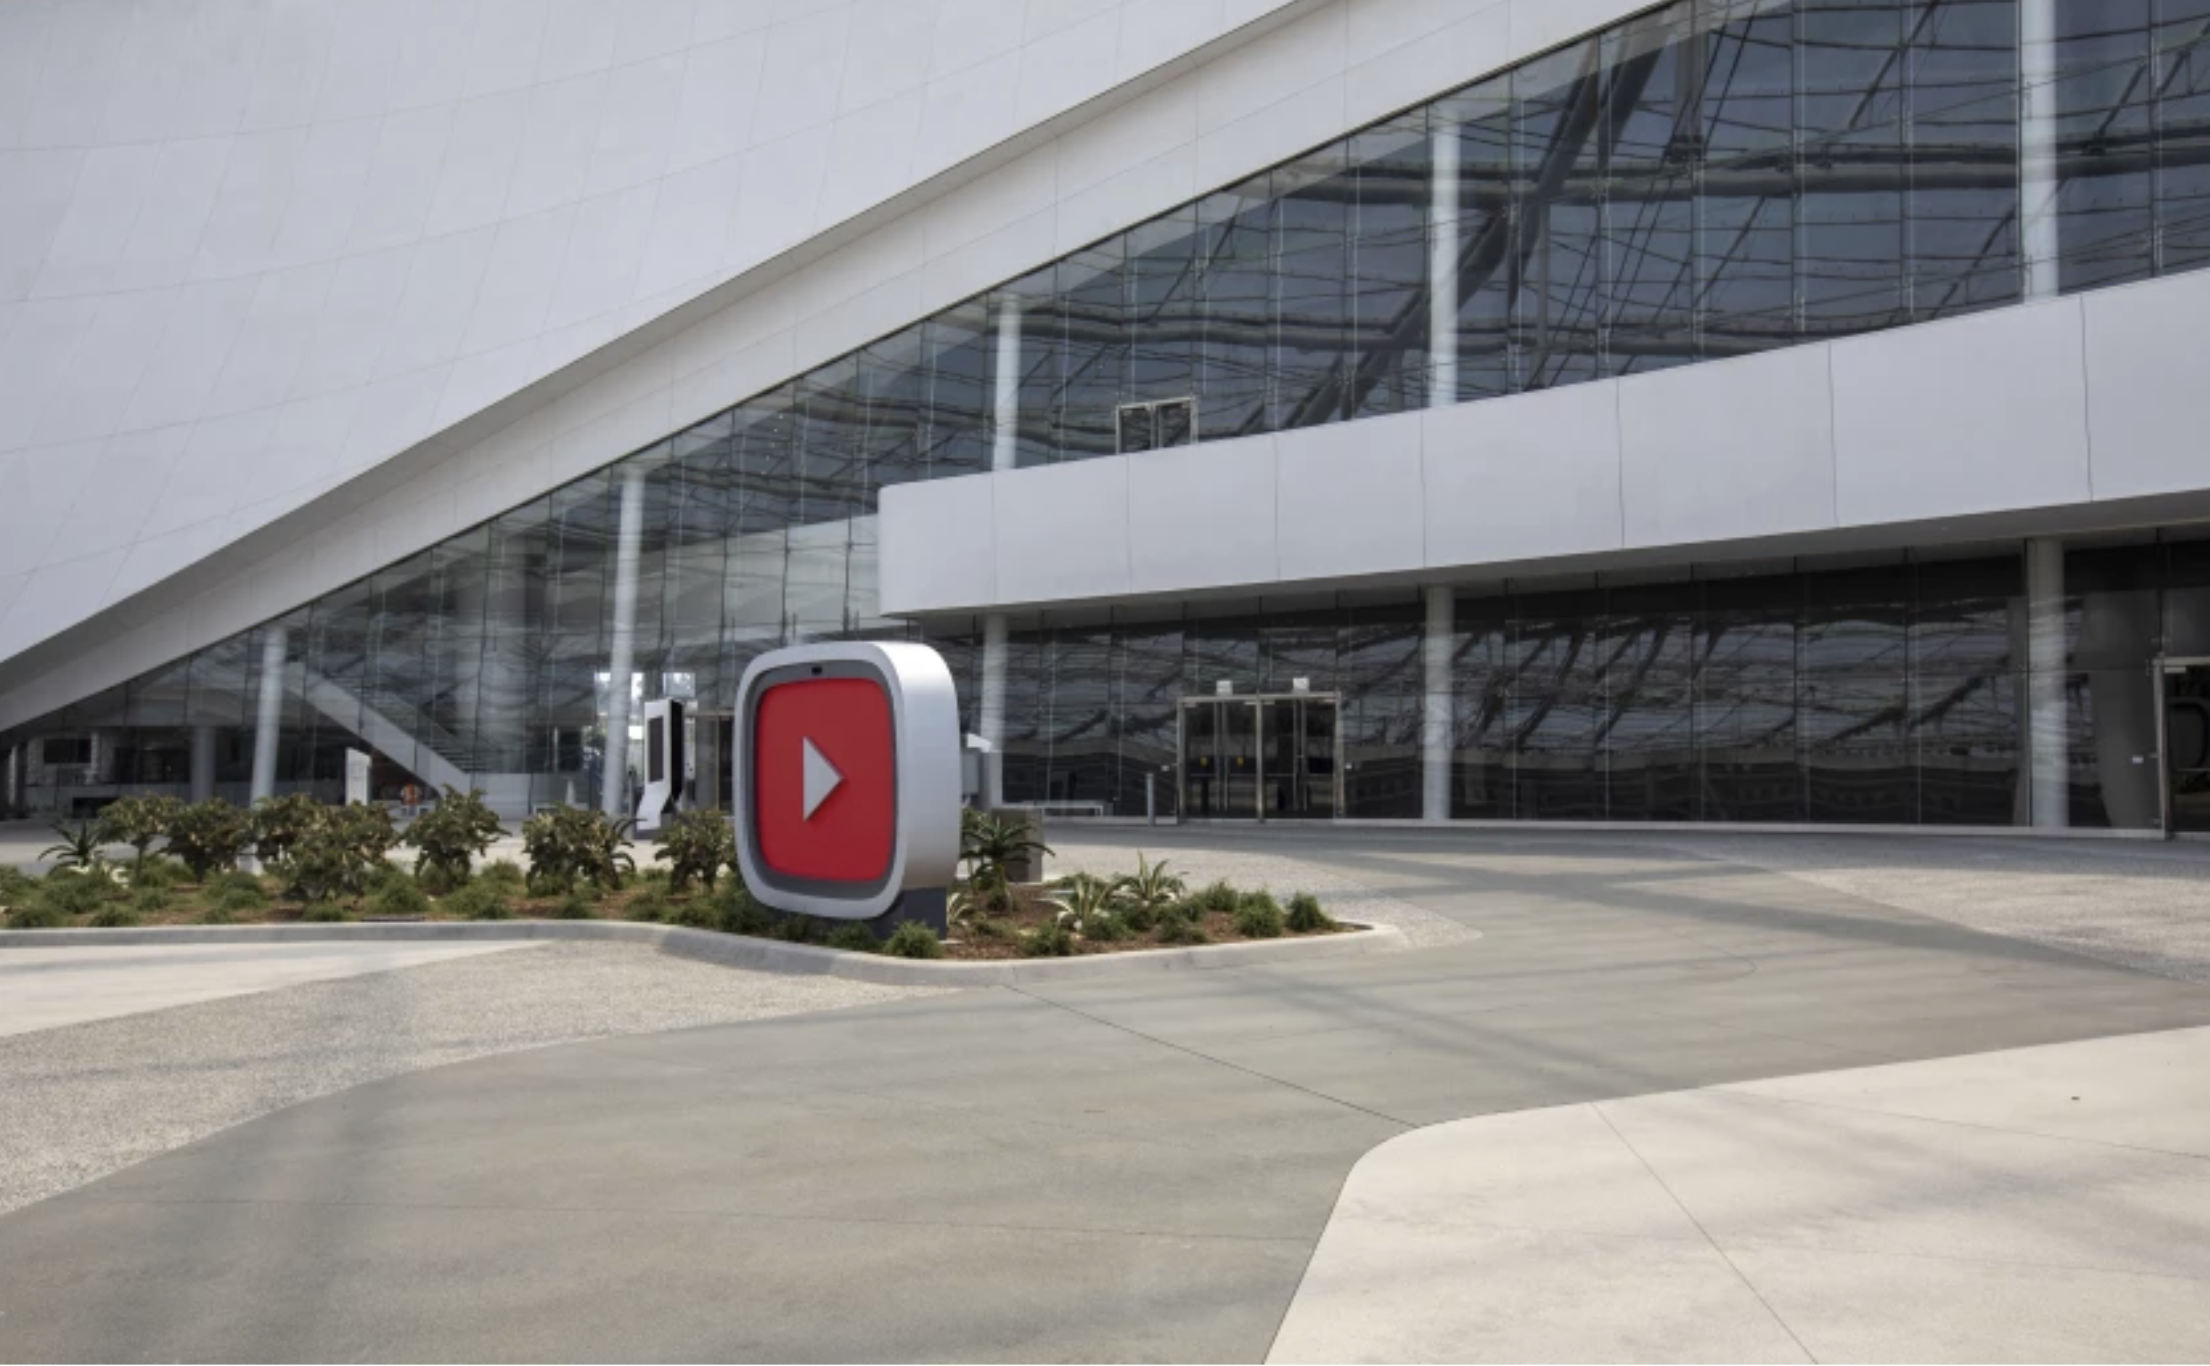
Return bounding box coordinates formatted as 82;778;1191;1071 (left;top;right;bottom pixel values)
40;820;106;873
1115;853;1185;929
960;812;1053;902
1040;872;1129;938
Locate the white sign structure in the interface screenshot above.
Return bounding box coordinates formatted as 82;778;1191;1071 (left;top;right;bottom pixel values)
344;749;371;806
732;641;961;920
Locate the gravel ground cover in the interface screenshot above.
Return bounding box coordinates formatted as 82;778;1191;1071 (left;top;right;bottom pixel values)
1046;836;1476;949
0;941;944;1217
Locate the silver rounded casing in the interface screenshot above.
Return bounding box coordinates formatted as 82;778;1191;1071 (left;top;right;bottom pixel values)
730;640;961;920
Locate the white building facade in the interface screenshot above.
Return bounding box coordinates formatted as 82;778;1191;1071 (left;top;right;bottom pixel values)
5;0;2210;835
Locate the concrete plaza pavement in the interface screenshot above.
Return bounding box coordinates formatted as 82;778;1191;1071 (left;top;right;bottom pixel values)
0;940;531;1035
2;828;2208;1360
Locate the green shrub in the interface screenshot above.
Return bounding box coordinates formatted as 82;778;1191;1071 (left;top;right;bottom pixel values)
654;809;735;892
526;873;574;898
444;882;511;921
0;867;38;905
1233;891;1285;939
771;914;828;945
1189;879;1240;916
401;786;503;888
366;879;431;918
970;916;1011;940
197;905;238;925
1116;854;1185;931
38;873;109;918
129;855;191;890
1285;892;1334;933
1156;916;1209;946
205;869;267;900
129;885;171;915
212;878;269;913
711;884;772;936
882;922;944;959
250;793;323;868
1024;921;1075;957
825;923;880;953
285;804;399;904
666;896;718;929
90;905;142;928
301;903;349;923
627;887;670;923
553;891;591;920
5;902;67;930
478;860;527;893
521;805;636;891
635;867;672;891
165;800;252;881
1080;911;1131;942
95;794;181;879
414;863;464;897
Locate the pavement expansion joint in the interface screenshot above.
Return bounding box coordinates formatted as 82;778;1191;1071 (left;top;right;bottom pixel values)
1006;982;1419;1131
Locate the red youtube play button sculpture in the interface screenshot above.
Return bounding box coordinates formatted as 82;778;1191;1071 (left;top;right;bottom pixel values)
733;642;960;919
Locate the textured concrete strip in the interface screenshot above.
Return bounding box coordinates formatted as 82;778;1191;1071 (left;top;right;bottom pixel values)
1270;1025;2210;1364
0;916;1411;983
0;941;531;1035
0;941;943;1218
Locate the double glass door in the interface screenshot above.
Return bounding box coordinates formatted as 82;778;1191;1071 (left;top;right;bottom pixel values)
1180;695;1340;820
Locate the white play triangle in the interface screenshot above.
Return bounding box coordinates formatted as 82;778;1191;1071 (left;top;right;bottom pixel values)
801;736;843;821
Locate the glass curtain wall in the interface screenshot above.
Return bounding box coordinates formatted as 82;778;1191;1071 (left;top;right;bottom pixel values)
10;0;2210;826
921;538;2180;830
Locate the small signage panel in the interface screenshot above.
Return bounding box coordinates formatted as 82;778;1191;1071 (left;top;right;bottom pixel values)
733;641;960;920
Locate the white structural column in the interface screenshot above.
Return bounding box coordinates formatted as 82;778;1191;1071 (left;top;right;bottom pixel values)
602;465;647;817
248;626;288;802
189;725;216;804
2026;537;2070;828
978;296;1023;808
2020;0;2061;299
1428;120;1461;402
979;614;1009;809
1422;585;1455;823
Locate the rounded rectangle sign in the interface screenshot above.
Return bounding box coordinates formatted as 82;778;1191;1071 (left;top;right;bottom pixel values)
732;641;961;919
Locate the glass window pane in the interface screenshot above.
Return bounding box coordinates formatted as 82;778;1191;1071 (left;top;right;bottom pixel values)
2154;0;2210;274
2053;0;2156;291
1273;142;1354;429
1348;115;1430;418
1799;0;1912;336
1441;74;1518;400
1909;0;2022;319
1700;0;1799;357
1514;37;1608;389
1196;177;1275;440
1604;4;1700;376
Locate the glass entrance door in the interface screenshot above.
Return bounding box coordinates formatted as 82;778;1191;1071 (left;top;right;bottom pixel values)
2166;664;2210;834
1180;695;1340;820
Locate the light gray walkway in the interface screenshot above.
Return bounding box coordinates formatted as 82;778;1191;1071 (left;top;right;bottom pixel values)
0;941;943;1219
0;941;529;1035
1273;1023;2210;1363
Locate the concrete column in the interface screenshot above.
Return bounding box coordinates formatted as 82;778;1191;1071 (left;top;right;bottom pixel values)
1428;121;1461;405
1422;586;1455;823
602;465;646;817
189;725;216;804
979;613;1008;809
992;297;1022;473
4;744;19;814
2020;0;2060;300
248;626;287;802
2026;537;2070;828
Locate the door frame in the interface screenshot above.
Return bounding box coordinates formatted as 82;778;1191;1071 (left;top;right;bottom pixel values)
1176;692;1344;823
2155;656;2210;838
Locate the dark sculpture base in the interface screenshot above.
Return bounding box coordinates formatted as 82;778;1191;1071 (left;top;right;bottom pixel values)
868;887;947;938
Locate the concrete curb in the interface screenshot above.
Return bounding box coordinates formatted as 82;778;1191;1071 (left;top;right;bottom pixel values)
0;918;1411;986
